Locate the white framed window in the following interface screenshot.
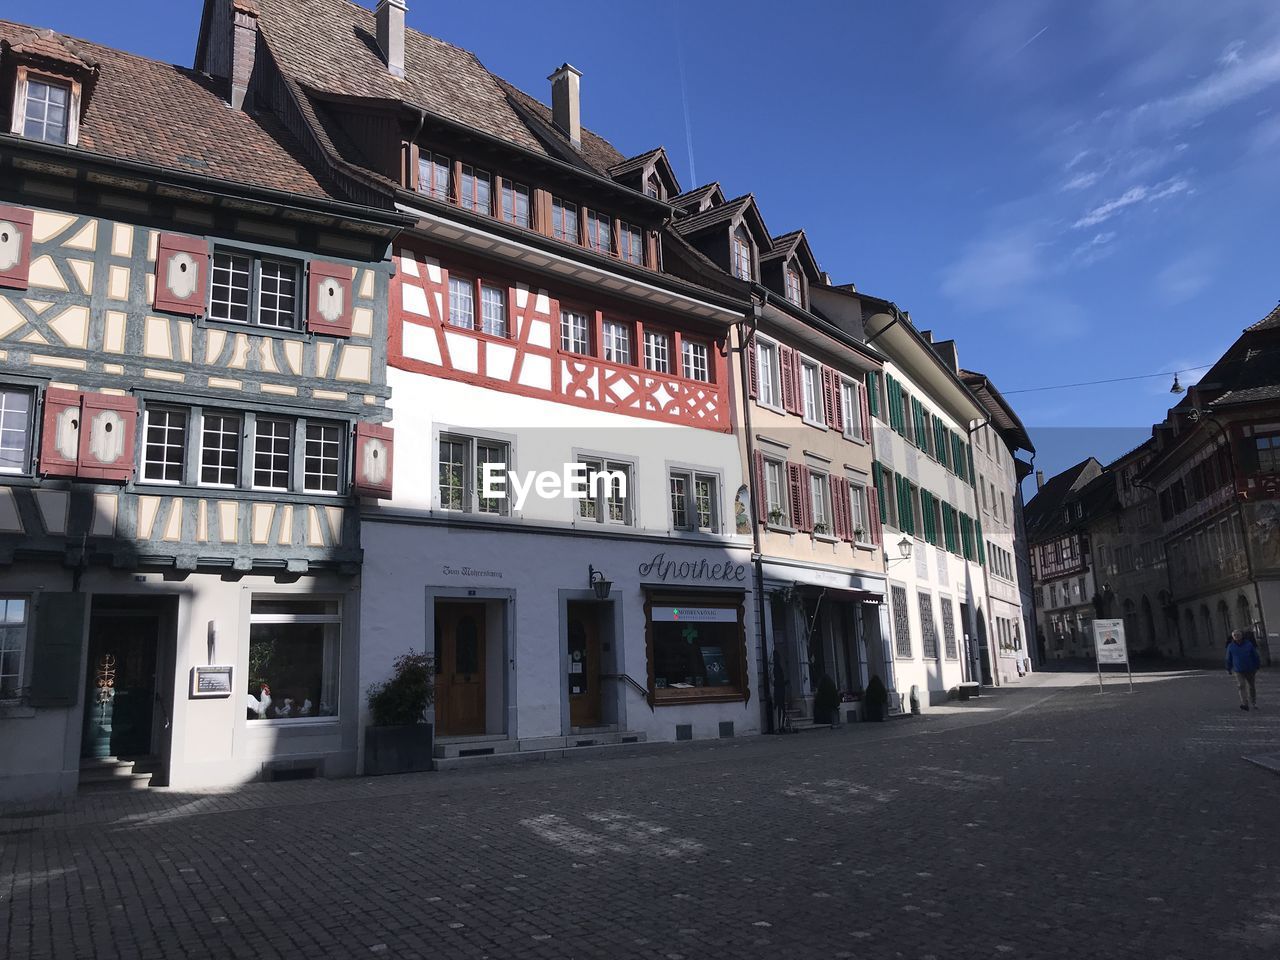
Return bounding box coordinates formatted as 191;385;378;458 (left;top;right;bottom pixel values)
0;387;33;475
253;417;293;491
418;151;452;202
0;597;29;701
785;265;802;306
552;197;578;244
669;469;719;532
448;276;475;329
560;309;590;354
756;340;780;407
619;221;644;265
438;434;511;516
810;471;831;536
142;408;187;484
602;319;632;365
801;360;822;423
209;250;299;329
644;331;670;373
842;379;863;440
459;164;491;215
578;457;632;525
587;210;612;255
303;422;343;494
850;482;868;541
765;458;786;525
23;77;70;144
682;339;709;382
479;283;507;338
501;180;531;228
732;228;753;280
200;412;241;487
246;596;340;722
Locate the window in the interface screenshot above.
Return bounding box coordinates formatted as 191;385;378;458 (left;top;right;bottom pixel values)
670;470;718;532
560;308;590;354
209;250;299;329
765;458;786;525
892;584;912;658
785;265;802;306
602;319;632;365
1258;432;1280;474
22;77;70;144
552;197;578;244
732;229;752;280
756;340;780;407
649;593;744;699
0;597;29;700
479;283;507;338
253;417;293;491
618;221;644;265
682;340;710;382
801;361;822;422
810;471;831;535
438;434;511;515
586;210;612;255
644;331;670;373
578;457;631;525
448;276;475;329
303;422;343;494
644;174;661;199
200;412;241;487
142;408;187;483
850;483;867;540
458;164;491;215
842;380;862;440
500;180;530;227
919;592;939;659
246;596;340;721
418;151;452;202
0;388;33;474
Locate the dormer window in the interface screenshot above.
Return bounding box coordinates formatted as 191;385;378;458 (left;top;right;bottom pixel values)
418;151;452;202
458;164;491;214
22;76;71;144
732;228;753;281
586;210;612;255
500;180;531;228
618;221;644;265
785;264;802;306
644;173;662;199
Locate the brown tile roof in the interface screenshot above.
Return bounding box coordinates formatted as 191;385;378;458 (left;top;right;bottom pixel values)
7;27;95;71
251;0;627;176
0;19;333;198
670;182;723;212
1247;302;1280;332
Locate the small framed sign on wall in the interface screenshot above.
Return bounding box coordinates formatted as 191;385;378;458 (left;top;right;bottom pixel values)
190;665;234;699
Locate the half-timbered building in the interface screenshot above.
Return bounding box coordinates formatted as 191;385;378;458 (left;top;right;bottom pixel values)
0;17;408;800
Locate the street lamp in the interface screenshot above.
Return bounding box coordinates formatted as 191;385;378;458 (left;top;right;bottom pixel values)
898;535;913;560
588;564;612;600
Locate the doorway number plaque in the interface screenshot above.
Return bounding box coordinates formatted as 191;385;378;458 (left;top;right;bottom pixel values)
190;665;234;699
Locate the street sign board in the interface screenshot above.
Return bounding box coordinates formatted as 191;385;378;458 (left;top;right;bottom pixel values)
1093;619;1128;664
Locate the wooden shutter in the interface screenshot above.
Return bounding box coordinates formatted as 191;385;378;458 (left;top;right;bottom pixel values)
787;461;805;531
837;477;855;541
753;450;767;525
38;388;82;477
307;261;355;337
867;481;883;545
27;592;88;707
77;392;138;482
779;345;797;414
153;232;209;316
353;423;394;498
858;382;871;441
821;366;837;429
747;338;759;400
832;378;845;433
866;372;880;419
0;205;35;290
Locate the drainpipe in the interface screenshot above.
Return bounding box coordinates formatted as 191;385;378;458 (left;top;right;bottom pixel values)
964;418;997;685
737;293;776;732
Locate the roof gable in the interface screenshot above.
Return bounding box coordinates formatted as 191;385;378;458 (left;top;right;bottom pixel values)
761;229;820;280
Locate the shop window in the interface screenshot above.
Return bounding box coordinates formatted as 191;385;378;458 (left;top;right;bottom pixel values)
438;433;510;515
578;456;632;525
669;469;719;532
648;595;745;701
246;596;340;721
0;387;34;474
0;597;29;700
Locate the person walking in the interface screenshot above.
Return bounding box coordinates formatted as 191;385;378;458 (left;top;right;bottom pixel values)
1225;629;1261;711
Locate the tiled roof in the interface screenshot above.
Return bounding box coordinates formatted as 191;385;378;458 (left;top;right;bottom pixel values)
670;182;723;211
1247;302;1280;332
251;0;627;176
1024;457;1103;541
671;194;770;245
7;27;95;70
607;147;664;178
760;230;803;262
0;19;333;198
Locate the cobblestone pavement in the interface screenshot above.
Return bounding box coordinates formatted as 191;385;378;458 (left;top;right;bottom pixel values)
2;668;1278;960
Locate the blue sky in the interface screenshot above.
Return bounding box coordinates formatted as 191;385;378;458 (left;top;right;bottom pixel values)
10;0;1279;486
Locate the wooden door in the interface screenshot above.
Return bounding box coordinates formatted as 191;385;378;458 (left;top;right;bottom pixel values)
566;602;602;728
82;614;158;759
435;602;486;736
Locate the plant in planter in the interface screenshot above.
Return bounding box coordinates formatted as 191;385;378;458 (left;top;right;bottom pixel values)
864;674;889;722
812;521;830;536
364;651;436;776
767;508;787;525
813;674;840;725
853;528;866;542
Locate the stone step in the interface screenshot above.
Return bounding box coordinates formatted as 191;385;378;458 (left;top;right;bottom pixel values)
433;732;650;772
78;757;158;790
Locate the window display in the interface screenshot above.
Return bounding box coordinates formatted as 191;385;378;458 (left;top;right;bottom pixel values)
646;593;745;701
246;596;340;721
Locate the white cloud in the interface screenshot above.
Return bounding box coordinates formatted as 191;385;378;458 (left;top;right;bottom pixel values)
1072;177;1190;228
939;227;1046;307
1134;37;1280;130
1154;252;1216;305
1071;231;1117;266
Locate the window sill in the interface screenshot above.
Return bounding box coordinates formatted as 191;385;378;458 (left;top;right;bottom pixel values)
842;434;869;446
0;703;36;719
246;717;340;731
756;399;785;415
130;483;349;504
802;417;828;431
765;522;795;534
854;541;876;552
813;533;838;544
199;315;314;343
653;689;745;706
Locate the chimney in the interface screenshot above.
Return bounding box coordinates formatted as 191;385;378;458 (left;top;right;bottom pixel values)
548;63;582;148
376;0;407;79
230;0;260;110
1036;470;1045;490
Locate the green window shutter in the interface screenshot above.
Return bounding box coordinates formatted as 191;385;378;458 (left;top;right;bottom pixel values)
873;462;887;523
935;418;949;468
922;491;935;544
942;502;957;553
866;372;880;418
28;592;88;708
977;519;986;565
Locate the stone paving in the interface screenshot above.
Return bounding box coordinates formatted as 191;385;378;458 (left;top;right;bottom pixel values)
2;668;1277;959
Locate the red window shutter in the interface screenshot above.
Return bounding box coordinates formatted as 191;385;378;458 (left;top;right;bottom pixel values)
154;233;209;315
832;378;845;433
798;464;814;533
778;345;794;413
353;423;394;498
821;367;836;429
0;205;35;290
838;478;854;541
868;483;883;545
38;388;82;477
76;392;138;482
787;461;804;530
747;338;759;400
753;450;766;525
307;261;355;337
858;382;872;441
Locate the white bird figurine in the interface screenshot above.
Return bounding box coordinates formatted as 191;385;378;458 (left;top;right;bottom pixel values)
298;699;313;717
246;683;272;719
273;697;295;718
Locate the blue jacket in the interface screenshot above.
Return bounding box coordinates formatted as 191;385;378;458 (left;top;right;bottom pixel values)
1226;640;1261;673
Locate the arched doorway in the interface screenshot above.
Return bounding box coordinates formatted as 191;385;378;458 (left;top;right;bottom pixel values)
1238;595;1253;633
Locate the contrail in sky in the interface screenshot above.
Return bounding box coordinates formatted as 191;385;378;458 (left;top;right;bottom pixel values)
1012;26;1049;57
674;9;697;186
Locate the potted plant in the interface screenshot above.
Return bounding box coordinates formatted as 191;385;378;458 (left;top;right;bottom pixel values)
812;521;830;536
813;674;840;725
364;651;435;776
864;674;889;722
768;508;786;525
853;527;866;542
